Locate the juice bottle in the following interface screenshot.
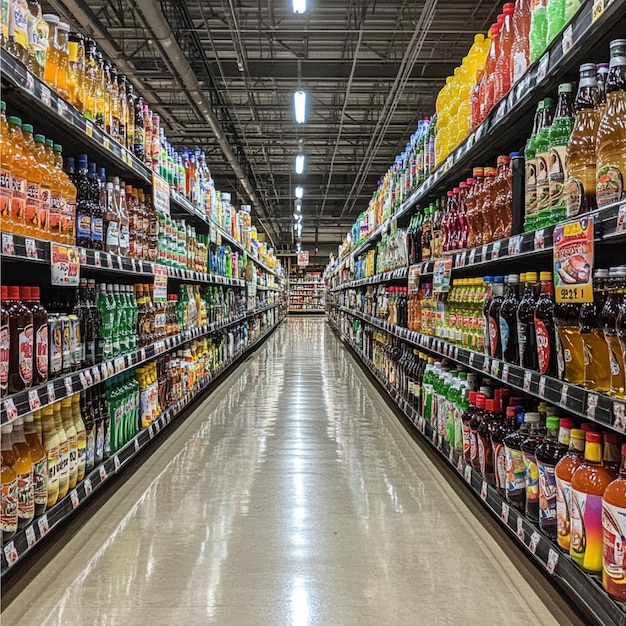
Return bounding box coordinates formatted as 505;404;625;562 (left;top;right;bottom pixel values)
83;38;97;121
596;40;626;208
494;3;514;103
602;266;626;398
0;101;13;227
42;14;59;88
57;147;76;245
61;397;77;489
521;411;543;521
40;405;59;507
482;167;497;243
11;416;34;528
534;271;558;377
26;0;48;78
33;408;42;441
604;431;622;479
549;83;575;220
33;134;51;238
67;32;85;112
510;0;531;85
23;411;47;516
470;393;486;471
55;21;69;100
570;431;615;571
596;63;610;121
52;400;69;499
499;274;519;363
529;0;547;63
535;98;554;215
546;0;564;46
493;155;512;241
6;285;33;393
21;123;42;237
565;64;599;217
492;406;517;494
1;285;8;398
602;442;626;601
0;423;19;542
7;0;29;63
480;22;500;120
7;116;28;235
536;416;569;540
554;300;584;384
555;425;585;551
524;102;543;230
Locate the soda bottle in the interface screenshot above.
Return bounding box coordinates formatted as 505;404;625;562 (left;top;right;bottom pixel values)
549;83;575;221
23;286;48;386
487;276;505;359
89;162;103;251
494;3;515;103
529;0;547;63
596;40;626;208
510;0;531;85
0;423;19;542
6;285;33;393
535;97;554;216
493;155;512;240
480;22;501;120
0;286;8;398
534;271;558;377
74;154;92;248
565;64;600;217
478;399;500;484
521;411;543;521
499;274;520;363
602;266;626;398
524;103;543;230
546;0;565;47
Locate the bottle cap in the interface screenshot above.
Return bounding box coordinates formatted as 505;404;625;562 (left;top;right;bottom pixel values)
506;406;516;418
559;418;575;429
21;123;33;133
34;134;45;143
509;151;521;157
19;286;30;299
476;393;486;409
507;274;519;284
539;271;552;281
582;422;600;431
570;428;585;440
604;431;622;444
31;286;40;299
0;285;7;300
586;431;602;443
546;416;560;430
526;272;538;281
558;82;573;94
504;3;514;13
42;14;60;23
7;286;20;299
7;116;22;125
53;144;62;152
525;412;541;423
493;276;504;283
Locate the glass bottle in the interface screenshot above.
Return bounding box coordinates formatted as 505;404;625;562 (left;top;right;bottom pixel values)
0;285;8;398
11;416;34;528
71;393;86;483
26;0;48;79
67;32;85;112
54;21;69;100
40;405;59;507
535;97;554;215
524;102;543;229
83;38;97;122
24;286;48;386
534;271;558;377
521;411;543;521
60;397;77;490
554;300;584;384
52;401;69;499
7;285;33;393
602;266;626;398
499;274;519;363
23;411;47;516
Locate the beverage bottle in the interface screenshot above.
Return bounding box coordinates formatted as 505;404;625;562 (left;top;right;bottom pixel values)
26;0;48;79
580;269;611;391
83;37;97;121
536;416;569;539
570;431;615;571
524;102;544;229
40;405;60;507
602;442;626;600
52;401;69;499
554;299;584;384
0;102;15;229
7;285;33;393
535;98;554;215
7;116;29;235
521;411;543;521
116;178;130;256
549;83;575;220
483;167;497;243
492;406;517;494
480;22;501;120
73;279;87;367
71;393;86;482
478;398;500;484
103;180;119;254
74;155;92;249
555;425;585;551
81;389;95;472
10;416;34;528
0;423;19;542
54;21;69;99
499;274;519;363
494;3;514;103
96;283;114;361
596;40;626;208
457;181;469;249
510;0;531;84
46;144;63;243
470;393;486;471
21;123;42;237
32;134;51;238
7;0;30;63
23;286;48;386
529;0;547;63
604;431;622;479
487;276;505;359
23;411;47;516
60;397;77;489
89;162;103;250
503;408;527;510
1;285;8;398
546;0;565;46
67;32;85;112
565;64;600;217
596;62;610;121
534;271;558;377
492;156;511;241
602;266;626;398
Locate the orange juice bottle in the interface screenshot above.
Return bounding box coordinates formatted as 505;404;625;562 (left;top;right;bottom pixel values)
7;116;27;235
33;134;51;238
42;14;59;89
55;21;70;101
11;417;34;529
55;145;76;244
21;123;42;237
1;423;19;542
0;101;13;227
46;142;63;243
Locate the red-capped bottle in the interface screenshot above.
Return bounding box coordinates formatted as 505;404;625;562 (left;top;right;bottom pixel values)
470;393;486;470
21;286;48;386
462;391;479;462
7;286;33;393
0;286;8;397
534;271;558;377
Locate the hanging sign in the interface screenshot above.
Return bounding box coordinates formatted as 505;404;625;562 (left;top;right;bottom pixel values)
51;243;80;286
297;251;309;267
433;257;452;293
152;173;170;216
153;265;168;303
553;215;594;303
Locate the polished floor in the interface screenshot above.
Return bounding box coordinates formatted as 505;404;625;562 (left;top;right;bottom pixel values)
3;318;581;625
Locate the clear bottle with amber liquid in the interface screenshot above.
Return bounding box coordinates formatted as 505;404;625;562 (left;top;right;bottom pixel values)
11;417;34;529
554;300;584;384
23;412;47;516
1;423;19;541
596;40;626;208
601;266;626;398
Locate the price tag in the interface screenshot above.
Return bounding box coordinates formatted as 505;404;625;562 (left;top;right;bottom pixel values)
117;256;123;270
100;363;108;380
85;120;94;137
84;369;93;386
617;204;626;233
140;348;146;361
592;0;605;21
2;232;15;255
508;235;522;256
134;438;140;452
40;84;51;107
457;456;464;474
94;251;101;267
480;481;488;501
529;531;541;554
517;516;524;539
553;216;594;304
483;357;491;373
84;478;93;496
70;489;79;509
587;393;599;419
155;420;161;433
64;376;74;394
537;53;550;83
502;364;509;382
113;455;121;472
546;548;559;575
57;99;67;118
28;389;41;411
492;241;501;258
24;238;38;259
490;359;499;377
534;229;545;250
523;370;533;392
560;384;569;407
561;24;573;56
459;251;467;267
102;138;110;151
464;464;472;483
3;541;18;566
448;446;455;462
431;429;437;445
38;514;49;536
106;253;113;269
501;502;510;523
99;465;107;481
79;372;88;388
469;352;476;367
148;425;154;439
79;248;87;264
469;248;476;265
539;376;547;397
613;402;626;431
51;243;80;287
25;525;36;548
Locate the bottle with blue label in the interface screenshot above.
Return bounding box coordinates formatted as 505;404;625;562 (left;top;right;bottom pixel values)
73;155;92;248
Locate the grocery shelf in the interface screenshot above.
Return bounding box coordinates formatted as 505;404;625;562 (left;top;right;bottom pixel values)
0;315;285;577
329;266;412;292
0;303;280;425
328;316;626;626
337;305;625;434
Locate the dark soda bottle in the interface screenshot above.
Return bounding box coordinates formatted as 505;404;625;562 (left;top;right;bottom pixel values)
74;154;92;249
534;272;558;377
521;411;543;522
492;406;516;495
517;272;539;369
499;274;519;363
487;276;505;359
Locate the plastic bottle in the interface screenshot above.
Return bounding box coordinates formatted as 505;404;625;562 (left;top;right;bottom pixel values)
52;401;69;500
493;155;512;241
521;411;543;521
602;266;626;398
7;116;28;235
487;276;505;359
23;412;47;516
6;285;33;394
546;0;565;47
41;405;59;508
534;271;558;377
1;423;19;541
494;3;515;103
480;23;501;120
535;98;554;218
7;0;30;63
529;0;547;63
549;83;575;221
11;416;34;528
511;0;531;85
26;0;48;79
524;103;543;230
61;397;78;490
0;285;8;398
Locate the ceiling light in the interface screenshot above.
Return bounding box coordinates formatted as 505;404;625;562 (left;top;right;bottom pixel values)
295;154;305;175
294;90;307;124
292;0;306;14
295;185;304;199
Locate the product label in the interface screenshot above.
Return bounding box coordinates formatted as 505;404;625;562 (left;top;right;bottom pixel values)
602;500;626;587
105;220;119;248
499;317;510;354
16;470;34;520
91;216;103;244
523;451;539;503
69;315;81;369
1;478;18;534
493;442;506;491
58;442;69;485
0;322;8;390
525;158;537;216
489;316;499;357
48;317;63;376
571;490;604;571
24;181;41;227
478;434;491;478
565;177;586;217
609;346;622;377
597;165;624;207
76;431;86;475
10;175;26;222
513;51;528;84
1;0;9;40
46;444;59;500
517;321;527;363
505;446;526;496
0;168;11;217
28;18;48;69
538;461;558;525
549;145;567;208
86;429;95;469
119;224;130;251
48;193;64;233
470;430;478;464
19;324;33;385
32;455;47;506
462;421;471;459
35;323;48;378
10;1;28;48
535;318;551;374
76;211;92;241
556;476;572;546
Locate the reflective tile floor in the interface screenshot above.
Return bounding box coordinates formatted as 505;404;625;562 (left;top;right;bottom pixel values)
3;319;583;626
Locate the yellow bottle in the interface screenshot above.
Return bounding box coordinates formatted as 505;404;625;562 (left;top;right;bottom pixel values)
41;406;60;507
0;101;13;226
23;411;48;516
52;401;69;499
61;397;77;489
6;116;27;235
26;0;48;79
67;32;85;112
20;123;42;238
72;393;86;482
33;134;50;238
32;408;43;442
11;417;35;528
53;144;76;245
42;14;59;89
55;21;70;101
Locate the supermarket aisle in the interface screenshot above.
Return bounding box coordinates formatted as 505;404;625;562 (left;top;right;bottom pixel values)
3;318;580;626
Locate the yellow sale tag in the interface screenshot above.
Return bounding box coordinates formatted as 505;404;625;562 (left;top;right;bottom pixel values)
553;216;594;303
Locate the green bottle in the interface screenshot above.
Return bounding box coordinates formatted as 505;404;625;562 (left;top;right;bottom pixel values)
524;102;544;231
534;98;554;219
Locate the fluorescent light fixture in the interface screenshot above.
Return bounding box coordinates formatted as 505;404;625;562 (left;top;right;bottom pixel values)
295;154;305;174
295;185;304;199
294;90;307;124
292;0;306;14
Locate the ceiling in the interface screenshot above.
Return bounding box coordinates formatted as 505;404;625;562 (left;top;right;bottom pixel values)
44;0;500;259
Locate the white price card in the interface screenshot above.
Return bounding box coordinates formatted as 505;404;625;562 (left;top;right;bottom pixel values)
469;248;476;265
148;425;154;439
481;481;488;501
560;384;569;407
38;515;49;536
501;502;510;523
94;251;101;267
508;235;522;256
448;446;455;463
3;397;17;421
24;238;37;259
490;359;499;377
539;376;547;397
561;24;573;56
113;455;121;472
28;389;41;411
613;402;626;432
517;516;525;539
134;438;140;453
3;541;18;566
64;377;73;394
469;352;476;367
617;204;626;233
524;370;533;392
25;525;36;548
84;478;93;496
84;369;93;386
70;489;79;509
106;253;113;268
537;53;550;83
431;429;437;445
502;364;509;382
547;548;559;575
80;248;87;264
587;393;599;419
492;241;501;258
40;84;51;107
464;464;472;484
457;456;464;474
483;357;491;373
79;372;88;388
99;465;107;481
529;531;541;554
2;232;15;255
